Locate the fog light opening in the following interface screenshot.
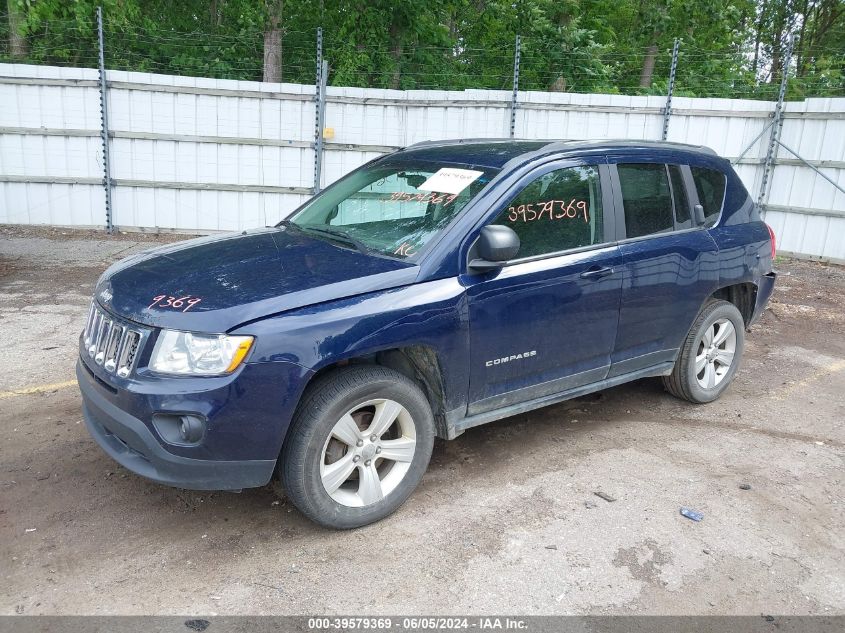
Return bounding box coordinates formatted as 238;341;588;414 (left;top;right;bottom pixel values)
179;415;204;443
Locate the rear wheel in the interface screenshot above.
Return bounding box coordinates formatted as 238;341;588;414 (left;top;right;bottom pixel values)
280;365;435;529
663;300;745;403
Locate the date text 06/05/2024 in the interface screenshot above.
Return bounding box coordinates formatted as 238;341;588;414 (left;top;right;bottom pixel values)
306;617;528;630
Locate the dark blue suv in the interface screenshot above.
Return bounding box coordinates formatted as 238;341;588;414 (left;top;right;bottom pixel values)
77;139;776;528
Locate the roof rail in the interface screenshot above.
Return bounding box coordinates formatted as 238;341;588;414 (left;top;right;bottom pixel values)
542;139;718;155
400;137;717;156
404;137;532;150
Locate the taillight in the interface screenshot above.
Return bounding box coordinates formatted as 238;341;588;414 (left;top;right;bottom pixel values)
765;223;776;260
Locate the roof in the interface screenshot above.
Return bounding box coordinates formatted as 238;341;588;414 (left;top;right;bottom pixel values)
395;138;718;169
396;140;552;169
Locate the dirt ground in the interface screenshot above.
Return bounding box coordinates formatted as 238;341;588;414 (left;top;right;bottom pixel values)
1;225;843;616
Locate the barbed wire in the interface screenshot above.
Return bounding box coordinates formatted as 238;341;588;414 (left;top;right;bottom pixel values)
0;19;841;100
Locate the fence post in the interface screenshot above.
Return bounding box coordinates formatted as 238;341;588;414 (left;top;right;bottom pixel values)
509;34;521;138
96;6;114;233
661;38;679;141
313;28;326;194
314;60;328;194
757;33;794;216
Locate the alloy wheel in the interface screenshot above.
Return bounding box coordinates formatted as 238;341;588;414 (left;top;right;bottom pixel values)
319;399;417;507
694;318;737;389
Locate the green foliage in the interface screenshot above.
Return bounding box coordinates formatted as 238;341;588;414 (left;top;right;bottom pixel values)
2;0;843;98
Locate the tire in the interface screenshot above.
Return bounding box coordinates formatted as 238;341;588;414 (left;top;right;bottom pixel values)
663;299;745;404
280;365;435;529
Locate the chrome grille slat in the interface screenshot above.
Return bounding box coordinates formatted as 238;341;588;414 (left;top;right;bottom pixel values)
83;303;96;346
109;325;129;373
103;324;124;372
117;331;141;378
95;318;112;364
83;301;144;377
88;310;103;357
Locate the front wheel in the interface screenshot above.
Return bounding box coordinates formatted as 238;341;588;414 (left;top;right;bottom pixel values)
663;299;745;403
280;366;435;529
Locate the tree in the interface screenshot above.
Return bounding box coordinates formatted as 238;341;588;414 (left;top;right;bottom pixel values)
263;0;283;82
792;0;844;95
4;0;842;98
6;0;28;58
634;0;671;88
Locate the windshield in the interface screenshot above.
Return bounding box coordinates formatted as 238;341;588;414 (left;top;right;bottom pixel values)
285;159;500;260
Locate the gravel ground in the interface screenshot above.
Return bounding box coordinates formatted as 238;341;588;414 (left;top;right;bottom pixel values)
1;225;843;616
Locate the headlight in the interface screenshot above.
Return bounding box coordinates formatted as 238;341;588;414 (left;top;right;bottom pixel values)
150;330;254;376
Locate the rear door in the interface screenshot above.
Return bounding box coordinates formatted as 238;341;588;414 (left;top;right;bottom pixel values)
462;158;623;415
607;159;720;377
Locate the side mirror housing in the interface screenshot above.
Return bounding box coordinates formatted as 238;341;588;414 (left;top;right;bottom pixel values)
693;203;706;226
469;225;520;271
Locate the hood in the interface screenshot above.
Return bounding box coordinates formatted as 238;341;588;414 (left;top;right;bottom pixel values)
95;227;418;332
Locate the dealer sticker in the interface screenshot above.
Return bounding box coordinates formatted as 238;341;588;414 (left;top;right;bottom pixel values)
419;167;484;195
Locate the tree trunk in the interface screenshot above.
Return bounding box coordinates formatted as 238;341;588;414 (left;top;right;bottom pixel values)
752;0;766;75
769;28;783;83
389;41;404;89
796;0;809;76
770;45;781;84
210;0;226;27
262;0;283;83
768;2;788;84
7;0;29;58
550;76;567;92
639;44;658;88
388;20;404;90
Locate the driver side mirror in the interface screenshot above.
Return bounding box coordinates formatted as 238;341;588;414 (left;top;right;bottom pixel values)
469;225;520;272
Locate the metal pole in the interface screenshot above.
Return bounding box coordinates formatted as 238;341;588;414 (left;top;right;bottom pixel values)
509;34;521;139
96;6;114;233
775;139;845;196
314;59;328;194
661;38;680;141
757;33;794;215
731;119;774;165
313;28;325;194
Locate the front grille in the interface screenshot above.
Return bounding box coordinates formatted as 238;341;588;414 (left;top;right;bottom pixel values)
82;302;143;378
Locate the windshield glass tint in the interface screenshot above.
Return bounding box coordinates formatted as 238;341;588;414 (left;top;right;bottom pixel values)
288;160;500;259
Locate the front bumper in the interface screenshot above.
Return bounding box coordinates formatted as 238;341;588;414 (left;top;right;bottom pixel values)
78;360;277;490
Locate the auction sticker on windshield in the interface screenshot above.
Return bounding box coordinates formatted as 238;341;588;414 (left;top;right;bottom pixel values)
419;167;484;195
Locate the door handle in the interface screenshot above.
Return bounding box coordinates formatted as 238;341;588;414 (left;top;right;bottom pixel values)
580;266;614;279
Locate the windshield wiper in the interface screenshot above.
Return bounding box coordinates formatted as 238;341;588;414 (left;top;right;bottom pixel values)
279;222;403;261
297;225;377;256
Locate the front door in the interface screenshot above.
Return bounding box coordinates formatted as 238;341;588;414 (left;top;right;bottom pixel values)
462;160;623;416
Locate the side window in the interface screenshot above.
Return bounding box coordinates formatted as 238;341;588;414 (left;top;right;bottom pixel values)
491;166;604;259
690;167;727;227
617;163;674;238
668;165;692;229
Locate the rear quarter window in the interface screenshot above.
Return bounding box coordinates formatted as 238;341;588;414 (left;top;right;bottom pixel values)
690;167;727;227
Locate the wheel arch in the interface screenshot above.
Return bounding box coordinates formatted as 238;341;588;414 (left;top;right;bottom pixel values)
281;344;451;450
709;281;758;327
